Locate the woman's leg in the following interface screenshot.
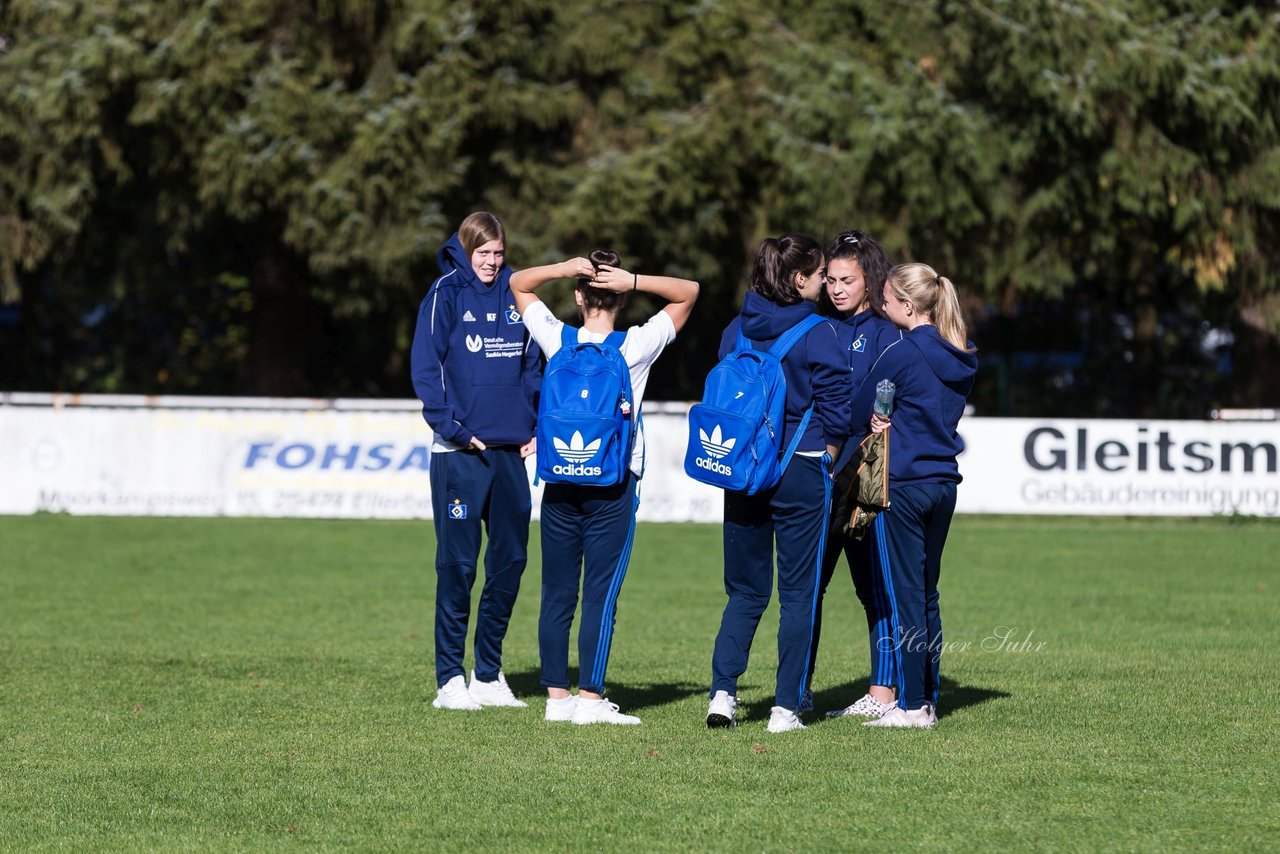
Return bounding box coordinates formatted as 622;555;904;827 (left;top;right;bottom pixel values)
473;448;531;683
922;483;957;710
849;531;896;702
430;450;489;687
772;455;830;712
538;485;583;696
710;489;775;698
575;474;638;698
874;483;934;710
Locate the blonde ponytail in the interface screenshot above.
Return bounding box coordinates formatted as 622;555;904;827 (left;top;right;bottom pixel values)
886;263;974;351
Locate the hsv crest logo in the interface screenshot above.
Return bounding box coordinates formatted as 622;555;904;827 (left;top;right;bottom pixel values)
852;334;866;353
449;499;468;520
553;431;601;463
465;334;483;353
699;425;736;459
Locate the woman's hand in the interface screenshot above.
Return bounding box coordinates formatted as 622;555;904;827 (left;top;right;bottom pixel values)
519;437;537;459
870;413;891;434
591;264;635;292
560;257;595;280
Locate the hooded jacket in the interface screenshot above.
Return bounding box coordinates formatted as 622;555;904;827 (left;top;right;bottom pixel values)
836;309;903;393
851;324;977;485
718;291;852;454
410;234;542;449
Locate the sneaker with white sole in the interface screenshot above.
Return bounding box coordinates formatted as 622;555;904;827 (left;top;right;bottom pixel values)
826;693;896;719
706;690;738;728
544;695;577;722
433;674;482;711
863;703;936;729
766;706;805;733
571;698;641;725
467;670;528;708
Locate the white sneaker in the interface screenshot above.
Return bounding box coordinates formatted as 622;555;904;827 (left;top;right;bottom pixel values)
432;674;482;711
571;698;641;725
467;671;528;708
826;693;896;719
863;703;936;729
706;690;738;728
766;706;805;733
544;695;577;722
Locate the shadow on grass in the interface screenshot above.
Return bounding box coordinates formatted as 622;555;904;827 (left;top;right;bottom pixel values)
740;675;1010;723
503;668;704;713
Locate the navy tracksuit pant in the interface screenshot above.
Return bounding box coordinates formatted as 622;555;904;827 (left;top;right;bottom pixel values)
429;447;531;687
711;454;831;712
808;515;897;693
538;472;639;694
874;481;957;710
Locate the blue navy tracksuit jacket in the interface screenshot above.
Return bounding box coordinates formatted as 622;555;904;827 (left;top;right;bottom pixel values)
410;235;541;448
851;324;977;710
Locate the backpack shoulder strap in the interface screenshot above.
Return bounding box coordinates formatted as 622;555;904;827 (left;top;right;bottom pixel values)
768;314;825;360
560;324;579;349
605;330;627;349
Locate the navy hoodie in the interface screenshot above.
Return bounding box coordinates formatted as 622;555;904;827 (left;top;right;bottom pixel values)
834;309;903;395
410;234;542;448
718;291;852;453
851;324;978;485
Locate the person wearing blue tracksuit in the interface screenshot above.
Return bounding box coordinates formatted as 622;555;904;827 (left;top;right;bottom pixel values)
806;230;904;720
851;262;977;729
410;212;542;712
706;234;853;734
512;250;698;726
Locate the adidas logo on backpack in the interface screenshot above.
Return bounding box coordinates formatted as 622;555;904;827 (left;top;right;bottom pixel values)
684;315;824;494
536;326;634;487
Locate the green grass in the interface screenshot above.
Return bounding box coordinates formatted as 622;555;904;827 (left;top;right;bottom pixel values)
1;515;1278;851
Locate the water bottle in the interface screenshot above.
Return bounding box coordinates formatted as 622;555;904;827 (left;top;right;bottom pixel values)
873;379;895;418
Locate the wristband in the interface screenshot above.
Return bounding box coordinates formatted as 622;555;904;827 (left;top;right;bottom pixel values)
633;273;638;291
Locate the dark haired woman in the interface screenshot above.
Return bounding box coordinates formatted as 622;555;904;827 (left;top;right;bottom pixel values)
411;212;543;711
807;230;903;720
854;262;977;729
512;251;698;725
705;234;852;733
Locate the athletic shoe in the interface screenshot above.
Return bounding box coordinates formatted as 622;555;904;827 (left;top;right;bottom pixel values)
706;691;738;728
863;704;936;729
571;698;641;725
766;706;805;733
826;693;896;719
544;695;578;722
432;674;482;711
467;670;528;708
797;688;814;713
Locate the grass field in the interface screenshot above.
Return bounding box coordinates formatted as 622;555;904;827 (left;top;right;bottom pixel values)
1;514;1278;851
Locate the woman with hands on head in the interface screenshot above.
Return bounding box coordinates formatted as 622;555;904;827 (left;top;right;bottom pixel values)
512;250;698;725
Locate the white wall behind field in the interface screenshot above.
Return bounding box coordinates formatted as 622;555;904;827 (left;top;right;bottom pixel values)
2;394;1277;520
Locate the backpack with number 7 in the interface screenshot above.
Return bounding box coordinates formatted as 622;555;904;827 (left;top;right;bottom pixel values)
684;314;824;494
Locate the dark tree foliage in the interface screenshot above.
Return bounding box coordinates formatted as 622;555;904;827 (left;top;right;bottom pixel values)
2;0;1277;414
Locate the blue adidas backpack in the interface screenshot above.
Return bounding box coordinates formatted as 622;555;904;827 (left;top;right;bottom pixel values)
536;325;634;487
684;314;824;494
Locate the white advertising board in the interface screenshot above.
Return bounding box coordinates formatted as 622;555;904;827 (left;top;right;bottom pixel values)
955;418;1279;517
1;396;1276;519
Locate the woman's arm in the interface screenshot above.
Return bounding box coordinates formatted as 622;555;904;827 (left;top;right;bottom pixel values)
510;258;595;314
592;266;700;332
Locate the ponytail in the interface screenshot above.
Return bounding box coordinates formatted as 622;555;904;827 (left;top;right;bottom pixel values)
886;263;974;351
750;233;823;306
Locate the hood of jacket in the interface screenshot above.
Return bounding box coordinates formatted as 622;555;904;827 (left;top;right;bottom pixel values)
908;324;978;393
738;291;819;342
435;233;509;292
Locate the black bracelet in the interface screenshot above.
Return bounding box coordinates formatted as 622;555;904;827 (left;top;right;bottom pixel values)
632;273;638;291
